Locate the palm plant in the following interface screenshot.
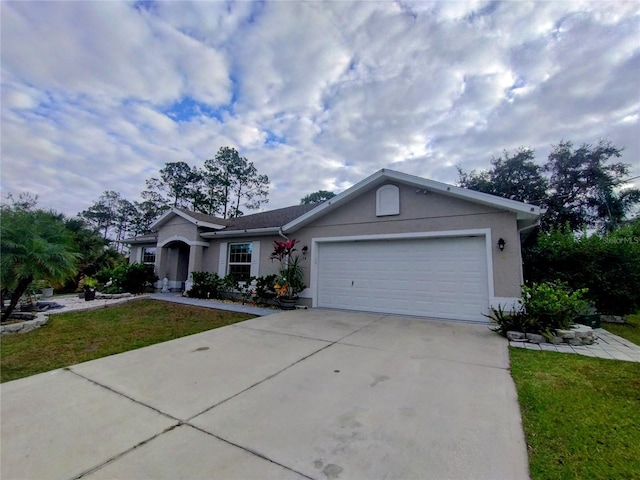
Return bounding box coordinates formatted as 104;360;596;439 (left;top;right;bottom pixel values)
1;207;79;320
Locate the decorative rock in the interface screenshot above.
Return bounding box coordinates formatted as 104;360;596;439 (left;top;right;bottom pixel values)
1;317;48;336
525;333;548;344
556;329;575;340
568;337;583;346
549;336;564;345
507;331;526;341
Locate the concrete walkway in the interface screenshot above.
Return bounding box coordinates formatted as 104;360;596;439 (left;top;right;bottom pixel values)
509;328;640;362
1;310;529;480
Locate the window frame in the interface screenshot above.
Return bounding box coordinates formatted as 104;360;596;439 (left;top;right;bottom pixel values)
142;247;157;265
227;242;253;282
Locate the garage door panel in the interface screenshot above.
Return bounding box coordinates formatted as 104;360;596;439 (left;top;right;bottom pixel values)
317;237;489;322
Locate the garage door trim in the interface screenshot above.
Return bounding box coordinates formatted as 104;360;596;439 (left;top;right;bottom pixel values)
310;229;495;317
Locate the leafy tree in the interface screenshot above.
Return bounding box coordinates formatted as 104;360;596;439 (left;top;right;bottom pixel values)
543;140;639;232
301;190;336;205
1;207;79;320
458;140;639;232
457;148;547;204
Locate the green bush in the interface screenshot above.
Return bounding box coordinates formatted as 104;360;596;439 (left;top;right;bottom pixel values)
521;282;588;331
187;272;220;299
109;263;157;294
489;282;588;336
524;221;640;315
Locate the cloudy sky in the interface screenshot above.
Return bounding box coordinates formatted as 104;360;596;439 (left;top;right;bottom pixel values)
2;0;639;218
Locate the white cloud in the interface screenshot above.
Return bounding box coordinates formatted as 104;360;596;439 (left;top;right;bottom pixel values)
1;0;638;217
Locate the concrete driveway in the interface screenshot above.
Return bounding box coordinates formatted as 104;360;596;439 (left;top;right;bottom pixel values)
1;309;529;480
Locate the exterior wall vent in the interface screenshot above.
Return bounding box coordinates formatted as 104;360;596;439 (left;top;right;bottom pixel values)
376;184;400;216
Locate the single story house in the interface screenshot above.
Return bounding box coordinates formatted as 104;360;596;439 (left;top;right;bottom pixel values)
124;169;544;322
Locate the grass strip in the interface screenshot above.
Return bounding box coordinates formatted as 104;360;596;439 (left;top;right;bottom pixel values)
510;347;640;479
1;299;254;383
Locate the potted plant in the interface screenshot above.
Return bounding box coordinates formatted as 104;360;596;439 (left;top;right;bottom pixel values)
83;276;98;301
270;239;305;309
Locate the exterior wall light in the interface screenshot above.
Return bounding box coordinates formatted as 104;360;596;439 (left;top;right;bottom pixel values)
302;245;309;257
497;238;506;251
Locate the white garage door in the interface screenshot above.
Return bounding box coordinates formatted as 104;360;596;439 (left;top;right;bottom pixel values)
316;236;490;322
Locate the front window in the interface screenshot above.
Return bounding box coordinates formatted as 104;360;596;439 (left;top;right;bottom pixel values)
142;247;156;264
228;243;252;282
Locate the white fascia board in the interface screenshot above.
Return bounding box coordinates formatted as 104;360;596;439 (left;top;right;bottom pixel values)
149;208;176;231
283;168;543;233
200;227;280;238
150;207;226;231
381;170;545;219
283;170;389;232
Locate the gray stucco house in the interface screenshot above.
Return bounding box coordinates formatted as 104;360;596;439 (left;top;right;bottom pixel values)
124;169;544;322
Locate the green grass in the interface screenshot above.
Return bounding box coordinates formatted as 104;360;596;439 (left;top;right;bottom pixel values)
510;348;640;479
603;313;640;346
1;299;254;383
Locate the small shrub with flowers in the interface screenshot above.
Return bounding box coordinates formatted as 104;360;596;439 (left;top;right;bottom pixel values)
270;239;305;300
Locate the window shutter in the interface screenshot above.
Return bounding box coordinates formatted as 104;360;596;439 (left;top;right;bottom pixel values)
250;241;260;277
218;242;228;277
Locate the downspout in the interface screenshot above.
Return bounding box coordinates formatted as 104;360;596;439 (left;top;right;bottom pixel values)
278;227;289;242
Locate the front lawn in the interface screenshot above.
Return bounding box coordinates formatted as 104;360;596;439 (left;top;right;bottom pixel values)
510;348;640;479
0;299;254;383
603;312;640;346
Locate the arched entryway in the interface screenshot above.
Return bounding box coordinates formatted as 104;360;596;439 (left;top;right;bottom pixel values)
157;240;190;291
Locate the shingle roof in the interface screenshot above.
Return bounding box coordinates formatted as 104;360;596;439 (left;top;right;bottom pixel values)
175;204;317;231
174;208;230;226
223;204;316;230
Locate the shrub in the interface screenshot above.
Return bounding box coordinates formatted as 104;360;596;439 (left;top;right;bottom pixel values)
187;272;220;299
521;281;589;331
109;263;157;294
524;222;640;315
489;281;589;337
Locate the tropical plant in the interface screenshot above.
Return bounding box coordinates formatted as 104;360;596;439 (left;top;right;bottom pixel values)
1;207;79;320
486;304;535;336
270;239;305;299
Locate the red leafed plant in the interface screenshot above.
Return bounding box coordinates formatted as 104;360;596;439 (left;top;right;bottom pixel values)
270;239;304;299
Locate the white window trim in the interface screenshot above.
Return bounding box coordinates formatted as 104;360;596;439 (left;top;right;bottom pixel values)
218;241;260;280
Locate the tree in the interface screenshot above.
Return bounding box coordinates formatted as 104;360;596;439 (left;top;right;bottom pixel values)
200;147;269;218
145;161;201;209
543;140;639;232
457;148;548;205
1;206;79;320
80;191;122;240
63;217;123;291
301;190;336;205
457;140;639;232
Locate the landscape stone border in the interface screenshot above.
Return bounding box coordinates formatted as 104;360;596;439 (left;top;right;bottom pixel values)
507;324;595;346
1;317;49;336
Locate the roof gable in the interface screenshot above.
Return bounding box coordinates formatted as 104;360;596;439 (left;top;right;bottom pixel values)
284;169;545;233
150;208;228;231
